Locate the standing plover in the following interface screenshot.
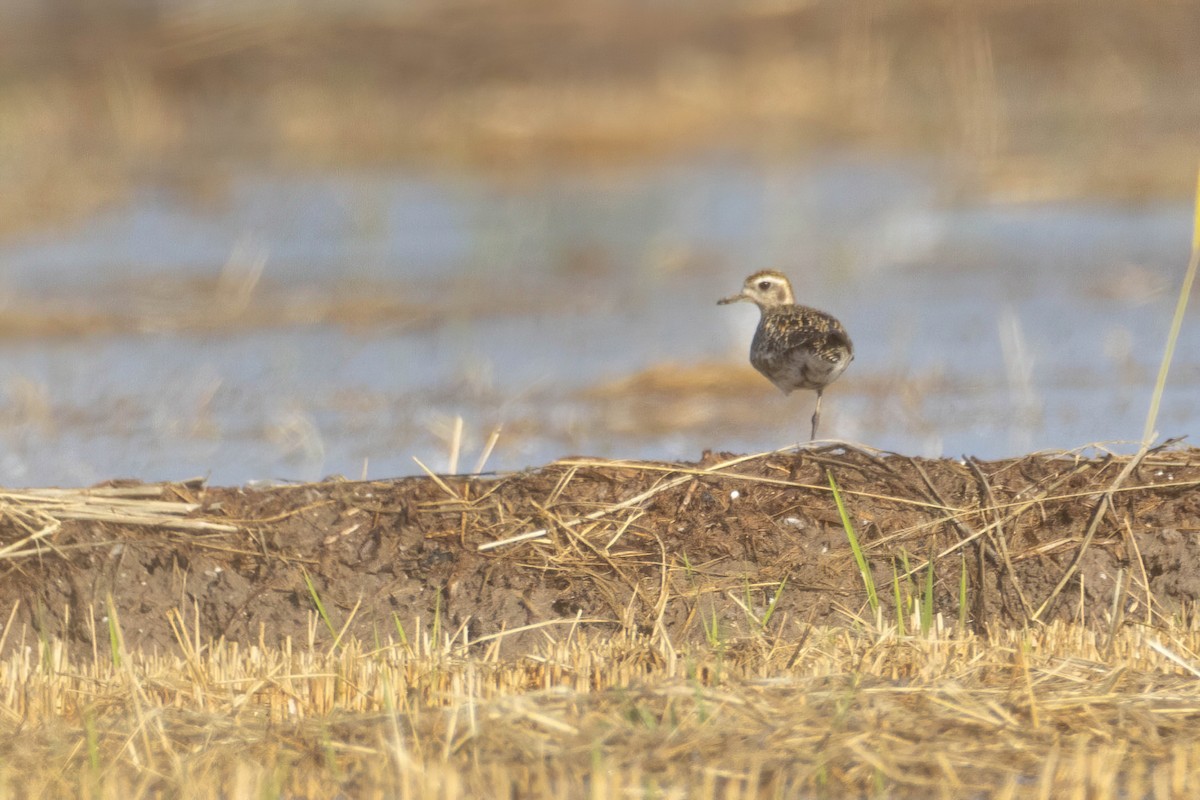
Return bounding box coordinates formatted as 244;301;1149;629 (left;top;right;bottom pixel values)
719;270;853;440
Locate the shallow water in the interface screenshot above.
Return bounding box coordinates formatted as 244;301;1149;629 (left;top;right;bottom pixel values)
0;155;1195;486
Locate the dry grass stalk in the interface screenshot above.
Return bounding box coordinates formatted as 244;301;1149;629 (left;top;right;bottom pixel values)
1031;443;1151;621
3;618;1200;797
0;483;235;562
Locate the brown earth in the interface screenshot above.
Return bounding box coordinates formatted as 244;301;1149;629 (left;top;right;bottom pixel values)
3;444;1199;659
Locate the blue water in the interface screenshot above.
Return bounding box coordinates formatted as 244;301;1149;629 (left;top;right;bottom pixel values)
0;155;1194;485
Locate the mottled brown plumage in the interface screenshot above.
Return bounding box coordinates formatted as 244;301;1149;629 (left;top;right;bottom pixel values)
718;270;853;440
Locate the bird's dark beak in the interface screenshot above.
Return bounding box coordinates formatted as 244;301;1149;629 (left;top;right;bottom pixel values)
717;292;746;306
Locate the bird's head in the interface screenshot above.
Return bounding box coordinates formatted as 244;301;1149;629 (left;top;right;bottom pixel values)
717;270;795;308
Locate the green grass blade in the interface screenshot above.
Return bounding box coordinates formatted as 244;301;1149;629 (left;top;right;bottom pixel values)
743;576;755;627
105;595;122;668
705;611;721;649
828;470;878;614
432;587;443;647
302;567;336;638
681;550;695;581
921;558;935;635
393;614;409;648
762;576;788;628
84;710;100;773
959;555;970;631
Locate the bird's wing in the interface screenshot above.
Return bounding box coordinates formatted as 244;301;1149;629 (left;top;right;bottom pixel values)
772;307;853;360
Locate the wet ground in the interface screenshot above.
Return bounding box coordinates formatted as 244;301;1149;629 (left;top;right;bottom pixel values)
0;158;1196;487
2;2;1200;487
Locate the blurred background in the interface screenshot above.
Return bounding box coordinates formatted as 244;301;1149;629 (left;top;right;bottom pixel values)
0;0;1197;485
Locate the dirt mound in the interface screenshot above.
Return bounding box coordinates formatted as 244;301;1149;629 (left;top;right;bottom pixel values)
3;444;1198;658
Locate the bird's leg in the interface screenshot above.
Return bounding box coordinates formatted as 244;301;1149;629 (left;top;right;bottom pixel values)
810;390;823;441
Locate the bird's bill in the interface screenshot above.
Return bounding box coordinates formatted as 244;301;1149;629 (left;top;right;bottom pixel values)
717;292;748;305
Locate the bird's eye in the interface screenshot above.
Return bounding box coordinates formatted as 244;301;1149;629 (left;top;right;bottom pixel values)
757;281;771;291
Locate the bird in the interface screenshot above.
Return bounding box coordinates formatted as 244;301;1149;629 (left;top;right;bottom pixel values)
718;270;853;440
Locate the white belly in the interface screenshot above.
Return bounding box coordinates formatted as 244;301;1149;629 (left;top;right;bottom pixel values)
752;348;850;393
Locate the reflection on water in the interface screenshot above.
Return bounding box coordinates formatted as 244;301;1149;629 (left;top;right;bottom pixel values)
0;156;1194;486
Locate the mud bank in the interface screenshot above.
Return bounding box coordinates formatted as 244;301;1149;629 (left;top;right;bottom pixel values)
3;444;1198;658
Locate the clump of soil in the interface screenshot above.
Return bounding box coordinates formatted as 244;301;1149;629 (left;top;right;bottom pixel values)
3;444;1198;659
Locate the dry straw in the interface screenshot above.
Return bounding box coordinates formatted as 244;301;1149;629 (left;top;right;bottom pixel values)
1142;165;1200;443
4;609;1200;797
0;482;235;561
